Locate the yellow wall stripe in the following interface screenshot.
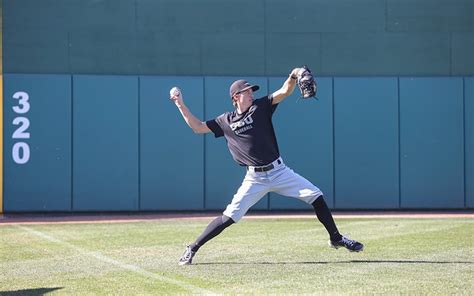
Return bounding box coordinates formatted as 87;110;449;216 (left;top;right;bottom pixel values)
0;76;3;214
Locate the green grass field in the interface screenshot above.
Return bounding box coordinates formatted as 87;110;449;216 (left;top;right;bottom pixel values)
1;217;473;295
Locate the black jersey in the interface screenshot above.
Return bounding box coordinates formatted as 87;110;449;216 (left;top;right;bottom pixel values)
206;95;280;166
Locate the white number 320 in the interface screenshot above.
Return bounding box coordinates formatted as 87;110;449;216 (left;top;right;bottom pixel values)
12;91;31;164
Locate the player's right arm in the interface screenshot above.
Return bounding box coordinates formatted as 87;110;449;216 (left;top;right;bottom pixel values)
170;88;211;134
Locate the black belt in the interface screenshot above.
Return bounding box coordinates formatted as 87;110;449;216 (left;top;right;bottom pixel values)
252;164;274;172
247;159;282;172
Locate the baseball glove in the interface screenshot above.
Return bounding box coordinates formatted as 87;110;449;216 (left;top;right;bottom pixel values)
296;65;317;99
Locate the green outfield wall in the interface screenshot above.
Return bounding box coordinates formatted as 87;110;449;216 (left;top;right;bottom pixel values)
2;0;473;212
2;74;473;212
3;0;474;76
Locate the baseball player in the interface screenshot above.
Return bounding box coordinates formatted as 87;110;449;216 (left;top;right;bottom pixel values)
170;67;363;266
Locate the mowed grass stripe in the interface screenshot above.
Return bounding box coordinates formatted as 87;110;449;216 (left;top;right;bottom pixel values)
15;225;218;295
1;218;472;294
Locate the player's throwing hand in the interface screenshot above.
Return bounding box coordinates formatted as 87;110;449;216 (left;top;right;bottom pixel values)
169;86;183;105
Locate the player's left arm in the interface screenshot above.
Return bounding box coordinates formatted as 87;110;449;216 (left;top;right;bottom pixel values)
271;68;300;105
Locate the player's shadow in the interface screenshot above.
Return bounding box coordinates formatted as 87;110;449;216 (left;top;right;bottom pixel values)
195;260;474;265
0;287;63;296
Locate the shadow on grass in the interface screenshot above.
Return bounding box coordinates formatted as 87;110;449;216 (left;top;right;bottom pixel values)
195;260;474;265
0;287;63;296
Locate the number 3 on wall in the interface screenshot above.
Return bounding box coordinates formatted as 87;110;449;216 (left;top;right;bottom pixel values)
12;91;31;164
13;91;30;113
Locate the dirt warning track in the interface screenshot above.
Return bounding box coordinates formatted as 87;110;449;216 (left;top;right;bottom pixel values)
0;211;473;225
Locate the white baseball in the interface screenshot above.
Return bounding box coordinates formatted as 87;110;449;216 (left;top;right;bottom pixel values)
170;86;181;98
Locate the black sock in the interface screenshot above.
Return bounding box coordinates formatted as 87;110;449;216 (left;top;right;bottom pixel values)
312;196;342;242
190;215;235;252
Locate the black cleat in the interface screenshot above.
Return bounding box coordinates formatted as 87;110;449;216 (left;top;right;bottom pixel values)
329;236;364;252
178;245;196;266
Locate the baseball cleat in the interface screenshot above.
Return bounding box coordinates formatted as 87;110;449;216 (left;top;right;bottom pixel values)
329;236;364;252
178;245;196;266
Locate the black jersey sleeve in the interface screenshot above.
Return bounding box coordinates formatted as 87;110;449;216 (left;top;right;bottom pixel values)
268;94;278;114
206;117;225;138
256;94;278;115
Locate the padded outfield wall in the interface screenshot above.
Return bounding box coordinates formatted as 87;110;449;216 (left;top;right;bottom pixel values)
2;0;474;212
3;75;473;212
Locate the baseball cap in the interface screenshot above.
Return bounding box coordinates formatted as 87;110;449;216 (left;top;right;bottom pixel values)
229;80;260;98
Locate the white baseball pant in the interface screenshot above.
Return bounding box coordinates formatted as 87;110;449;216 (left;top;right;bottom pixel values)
223;157;323;222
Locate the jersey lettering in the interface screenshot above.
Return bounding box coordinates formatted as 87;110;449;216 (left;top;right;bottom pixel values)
229;115;254;131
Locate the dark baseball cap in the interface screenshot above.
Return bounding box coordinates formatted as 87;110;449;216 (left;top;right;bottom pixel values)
229;80;259;98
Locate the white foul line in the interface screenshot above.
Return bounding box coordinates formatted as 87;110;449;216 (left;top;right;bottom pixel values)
16;225;217;295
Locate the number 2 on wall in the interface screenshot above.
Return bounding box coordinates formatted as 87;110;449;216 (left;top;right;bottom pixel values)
12;91;31;164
